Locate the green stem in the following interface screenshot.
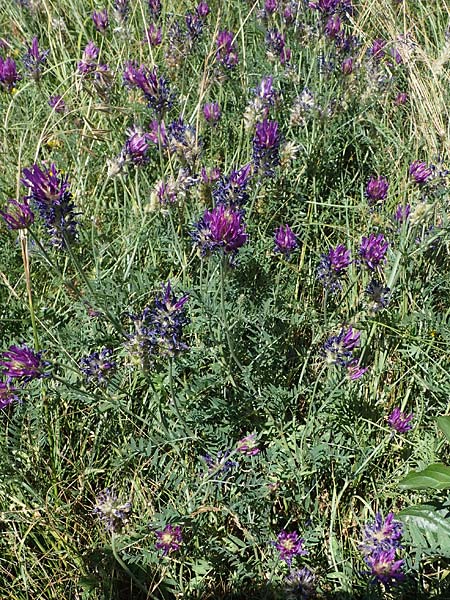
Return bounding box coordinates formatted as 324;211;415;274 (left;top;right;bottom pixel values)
20;232;39;350
220;258;243;371
111;533;150;596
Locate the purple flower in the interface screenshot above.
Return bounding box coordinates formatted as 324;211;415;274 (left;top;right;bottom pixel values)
409;160;432;184
123;62;174;115
48;95;66;113
155;524;182;555
317;244;351;292
93;488;131;532
148;0;161;19
325;14;342;38
365;549;405;587
0;198;34;230
359;234;389;270
347;360;368;380
266;28;285;56
365;279;390;312
284;568;316;600
22;163;78;248
370;38;386;61
274;224;298;257
197;1;210;17
186;13;204;41
216;31;238;69
92;9;109;33
203;102;221;125
125;128;150;165
309;0;352;12
388;407;413;434
341;57;354;74
253;119;280;176
202;450;238;475
265;0;278;15
323;327;361;366
192;204;248;256
144;24;162;46
0;56;21;91
360;512;403;556
395;92;408;105
0;382;18;409
236;433;260;455
127;282;189;366
275;531;307;566
366;176;389;204
0;345;47;383
255;75;277;105
114;0;129;24
80;349;115;384
23;37;49;81
393;204;410;223
213;163;252;207
78;41;99;74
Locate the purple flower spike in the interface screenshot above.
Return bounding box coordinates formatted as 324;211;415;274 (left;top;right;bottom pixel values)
0;345;47;383
197;1;210;17
395;92;408;105
216;31;238;69
0;56;21;91
236;433;260;455
125;128;150;165
317;244;351;292
23;37;49;81
371;38;386;61
366;176;389;204
94;488;131;532
145;24;162;46
48;95;66;113
78;41;99;74
92;9;109;33
203;102;221;125
213;164;253;207
284;568;316;600
253;119;280;176
148;0;161;18
275;531;307;566
388;407;413;433
325;14;342;38
80;348;115;384
366;549;405;587
342;57;354;74
0;198;34;230
123;62;174;115
22;162;78;248
0;382;18;409
347;360;368;380
274;224;298;257
393;204;410;223
360;512;403;556
409;160;432;184
323;327;361;366
192;204;248;257
359;234;389;270
155;524;182;555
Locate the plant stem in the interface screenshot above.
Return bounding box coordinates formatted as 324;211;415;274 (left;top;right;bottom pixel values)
111;533;150;596
20;231;39;350
220;257;243;371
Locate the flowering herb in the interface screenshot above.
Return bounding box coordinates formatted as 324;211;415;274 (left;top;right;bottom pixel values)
359;234;389;270
155;524;182;555
366;176;389;204
80;349;116;385
48;94;66;113
23;37;49;81
203;102;221;125
0;345;48;383
409;160;432;184
284;568;316;600
388;407;413;433
212;164;252;207
275;530;307;566
92;9;109;33
78;41;100;74
22;162;78;248
123;62;175;115
93;488;131;532
0;56;21;91
216;30;238;69
0;382;18;409
192;204;248;257
317;244;351;292
202;450;238;475
365;549;405;587
236;433;260;455
347;360;368;380
393;204;411;223
365;279;390;312
323;327;360;367
274;224;298;257
253;119;281;176
0;198;34;230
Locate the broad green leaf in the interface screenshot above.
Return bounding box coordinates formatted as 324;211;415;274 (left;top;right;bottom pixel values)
398;504;450;558
399;463;450;490
437;416;450;443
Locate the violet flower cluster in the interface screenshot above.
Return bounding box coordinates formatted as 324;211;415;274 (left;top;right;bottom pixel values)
216;30;238;69
93;488;131;533
284;567;316;600
192;204;248;258
0;56;21;91
23;37;49;81
359;512;405;587
123;62;175;115
80;349;116;385
275;530;307;566
317;244;351;292
388;407;413;434
22;162;78;248
127;282;189;368
155;524;183;555
274;224;298;257
253;119;281;176
0;345;49;409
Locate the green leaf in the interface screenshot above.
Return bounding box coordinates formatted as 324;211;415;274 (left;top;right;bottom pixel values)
437;416;450;442
398;504;450;559
399;463;450;490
